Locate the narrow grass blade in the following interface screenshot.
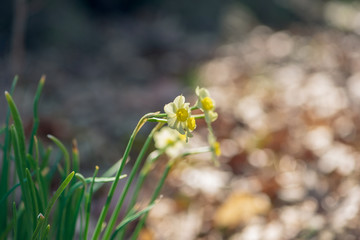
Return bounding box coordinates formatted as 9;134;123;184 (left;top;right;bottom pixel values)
92;158;121;192
31;214;45;240
0;126;6;135
0;222;14;240
0;202;17;240
28;75;45;155
12;202;17;240
110;203;155;240
40;171;75;237
6;94;34;234
39;146;52;171
91;113;156;240
34;136;46;212
41;224;50;240
5;91;28;169
0;77;18;230
84;166;99;240
67;175;126;198
10;125;34;235
25;168;39;225
72;139;80;173
47;134;70;178
103;123;164;239
63;187;85;239
117;150;164;239
131;163;172;240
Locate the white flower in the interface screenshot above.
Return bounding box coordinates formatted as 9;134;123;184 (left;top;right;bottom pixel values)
153;127;186;158
164;95;196;140
196;87;218;122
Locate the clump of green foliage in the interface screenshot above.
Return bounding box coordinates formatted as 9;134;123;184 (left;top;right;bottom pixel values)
0;76;219;239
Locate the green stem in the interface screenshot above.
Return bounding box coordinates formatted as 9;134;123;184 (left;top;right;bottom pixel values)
192;114;205;119
147;117;167;123
182;146;211;156
67;175;127;197
116;150;163;239
103;123;164;239
92;157;122;192
110;203;155;240
205;119;220;165
129;151;163;209
152;113;167;118
131;163;172;240
91;112;157;240
84;166;99;240
147;114;204;122
130;146;212;239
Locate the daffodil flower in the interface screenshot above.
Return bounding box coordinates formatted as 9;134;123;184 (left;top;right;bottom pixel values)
164;95;195;140
154;127;186;158
195;86;218;123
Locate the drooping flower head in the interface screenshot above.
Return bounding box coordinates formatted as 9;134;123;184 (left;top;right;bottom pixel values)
196;87;218;123
164;95;195;141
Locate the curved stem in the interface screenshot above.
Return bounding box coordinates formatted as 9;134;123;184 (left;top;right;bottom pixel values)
91;112;157;240
131;163;172;240
130;146;212;239
115;150;163;239
103;123;164;239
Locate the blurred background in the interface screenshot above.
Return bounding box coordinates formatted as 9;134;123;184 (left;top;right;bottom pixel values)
2;0;360;239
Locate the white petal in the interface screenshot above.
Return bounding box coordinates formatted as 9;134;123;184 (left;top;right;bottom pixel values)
164;103;175;115
183;102;190;110
199;88;209;99
210;111;218;122
167;116;177;128
174;95;185;108
195;86;200;96
205;111;218;122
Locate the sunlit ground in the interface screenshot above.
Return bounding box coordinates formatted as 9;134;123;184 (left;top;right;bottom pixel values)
141;3;360;239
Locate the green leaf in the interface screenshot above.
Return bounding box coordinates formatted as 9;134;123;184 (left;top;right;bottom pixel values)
47;134;70;178
110;203;155;240
39;171;75;237
0;77;18;230
28;75;45;155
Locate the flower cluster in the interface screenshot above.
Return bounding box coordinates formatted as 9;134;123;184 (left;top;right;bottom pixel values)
158;86;220;161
